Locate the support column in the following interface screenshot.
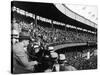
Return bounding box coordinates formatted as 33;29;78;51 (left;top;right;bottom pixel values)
35;14;37;27
65;24;66;31
51;20;53;29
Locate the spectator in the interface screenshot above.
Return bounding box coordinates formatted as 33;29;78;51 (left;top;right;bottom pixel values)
13;32;38;73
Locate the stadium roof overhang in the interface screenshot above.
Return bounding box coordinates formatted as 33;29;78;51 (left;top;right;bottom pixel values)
12;1;97;32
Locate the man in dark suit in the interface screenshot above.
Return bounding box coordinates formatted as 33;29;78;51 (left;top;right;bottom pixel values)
12;32;38;74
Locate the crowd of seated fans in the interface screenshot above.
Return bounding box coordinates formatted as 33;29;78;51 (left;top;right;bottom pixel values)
64;46;97;70
12;18;97;47
12;17;97;71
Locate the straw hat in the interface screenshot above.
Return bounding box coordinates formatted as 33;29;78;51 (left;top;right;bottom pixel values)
59;54;66;61
50;51;58;59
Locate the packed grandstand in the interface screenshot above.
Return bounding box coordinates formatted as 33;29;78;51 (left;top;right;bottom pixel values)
11;1;97;73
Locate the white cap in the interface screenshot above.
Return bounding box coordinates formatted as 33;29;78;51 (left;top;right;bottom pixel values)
34;45;39;48
48;46;54;50
31;38;35;41
50;52;58;58
59;54;66;60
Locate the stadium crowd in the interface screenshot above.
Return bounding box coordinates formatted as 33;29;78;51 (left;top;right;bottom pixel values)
11;15;97;74
12;17;97;46
64;46;97;70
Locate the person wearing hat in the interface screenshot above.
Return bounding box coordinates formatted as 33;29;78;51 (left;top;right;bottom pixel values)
11;30;19;44
50;51;59;72
43;46;59;72
58;54;77;71
58;54;67;71
33;45;41;55
12;32;38;74
41;45;58;72
27;44;48;72
44;51;58;72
